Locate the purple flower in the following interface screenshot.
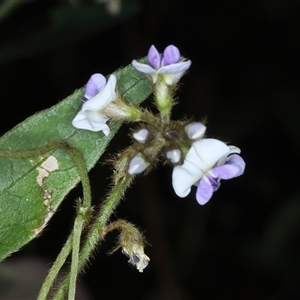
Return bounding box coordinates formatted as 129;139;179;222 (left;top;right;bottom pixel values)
132;45;191;85
72;74;117;135
172;139;245;205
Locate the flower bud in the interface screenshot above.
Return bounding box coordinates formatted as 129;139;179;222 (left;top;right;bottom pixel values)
166;149;181;164
133;128;149;144
128;153;150;175
185;122;206;140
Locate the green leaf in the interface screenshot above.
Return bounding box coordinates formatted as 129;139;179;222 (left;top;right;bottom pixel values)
0;60;151;260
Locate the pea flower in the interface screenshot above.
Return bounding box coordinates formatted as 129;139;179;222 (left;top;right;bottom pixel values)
132;45;191;85
72;73;117;135
172;139;245;205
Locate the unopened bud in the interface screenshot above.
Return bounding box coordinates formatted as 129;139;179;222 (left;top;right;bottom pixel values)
185;122;206;140
128;153;150;175
166;149;181;163
133;128;149;144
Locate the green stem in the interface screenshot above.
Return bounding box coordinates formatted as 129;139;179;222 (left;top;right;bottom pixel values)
52;157;134;299
38;205;88;300
154;81;173;122
68;206;86;300
37;235;73;300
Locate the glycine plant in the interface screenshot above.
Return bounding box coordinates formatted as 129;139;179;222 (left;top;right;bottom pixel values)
0;45;245;299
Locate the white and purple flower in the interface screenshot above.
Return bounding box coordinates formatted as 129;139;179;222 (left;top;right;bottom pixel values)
172;139;245;205
72;73;117;135
132;45;191;85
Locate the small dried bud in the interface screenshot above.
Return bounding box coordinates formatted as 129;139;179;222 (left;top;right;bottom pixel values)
105;220;150;273
122;244;150;273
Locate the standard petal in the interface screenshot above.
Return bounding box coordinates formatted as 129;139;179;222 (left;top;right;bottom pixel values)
84;73;106;99
147;45;161;69
191;139;231;172
132;60;156;75
172;159;204;198
97;74;117;105
196;177;214;205
162;45;180;65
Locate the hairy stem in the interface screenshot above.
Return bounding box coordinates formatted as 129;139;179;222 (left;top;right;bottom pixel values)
37;235;73;300
53;151;134;299
68;206;86;300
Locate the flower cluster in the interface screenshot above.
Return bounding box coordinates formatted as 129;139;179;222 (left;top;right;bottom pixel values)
72;44;245;207
72;44;246;273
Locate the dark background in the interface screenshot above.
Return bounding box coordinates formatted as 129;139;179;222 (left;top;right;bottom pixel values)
0;0;300;299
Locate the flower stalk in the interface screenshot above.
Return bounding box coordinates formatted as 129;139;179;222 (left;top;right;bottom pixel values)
51;149;136;299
